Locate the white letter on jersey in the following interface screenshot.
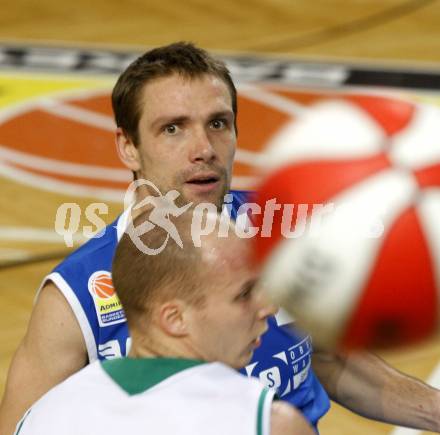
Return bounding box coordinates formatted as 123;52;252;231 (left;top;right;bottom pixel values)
98;340;122;359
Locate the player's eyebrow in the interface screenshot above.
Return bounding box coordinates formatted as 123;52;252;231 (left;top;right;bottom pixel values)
151;115;189;130
208;110;234;120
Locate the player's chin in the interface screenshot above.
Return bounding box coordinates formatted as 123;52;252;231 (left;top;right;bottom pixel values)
233;349;255;369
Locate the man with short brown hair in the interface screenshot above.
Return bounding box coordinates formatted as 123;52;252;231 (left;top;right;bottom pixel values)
112;41;238;149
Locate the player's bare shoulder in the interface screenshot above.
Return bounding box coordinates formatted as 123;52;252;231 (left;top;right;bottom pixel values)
29;281;87;354
270;401;315;435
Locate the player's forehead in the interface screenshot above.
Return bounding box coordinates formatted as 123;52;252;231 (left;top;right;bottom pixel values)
200;234;255;288
138;72;233;122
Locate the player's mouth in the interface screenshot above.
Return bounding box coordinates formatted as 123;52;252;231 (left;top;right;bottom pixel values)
251;324;268;349
185;173;220;193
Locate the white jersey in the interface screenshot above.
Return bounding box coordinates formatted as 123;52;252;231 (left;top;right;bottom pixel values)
15;358;274;435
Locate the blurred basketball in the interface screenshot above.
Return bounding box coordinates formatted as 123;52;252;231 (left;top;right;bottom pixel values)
254;94;440;350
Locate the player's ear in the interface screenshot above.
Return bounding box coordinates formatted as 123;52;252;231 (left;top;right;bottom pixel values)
159;300;189;337
116;127;141;172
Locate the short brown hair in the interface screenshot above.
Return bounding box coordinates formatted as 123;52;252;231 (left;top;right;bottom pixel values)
111;41;237;145
112;210;204;329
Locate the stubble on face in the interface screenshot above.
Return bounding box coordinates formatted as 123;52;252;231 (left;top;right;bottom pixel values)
174;166;230;211
134;73;236;212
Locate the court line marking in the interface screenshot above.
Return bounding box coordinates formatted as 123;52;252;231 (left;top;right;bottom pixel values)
231;175;258;189
0;160;126;202
0;226;86;243
0;144;131;181
39;98;116;131
0;247;32;260
234;148;265;167
389;360;440;435
0;86;112;125
238;83;307;117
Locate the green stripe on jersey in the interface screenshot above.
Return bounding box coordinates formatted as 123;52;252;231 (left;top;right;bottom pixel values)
102;357;204;395
257;388;271;435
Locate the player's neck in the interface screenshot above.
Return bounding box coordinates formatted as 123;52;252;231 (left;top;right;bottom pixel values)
128;332;201;361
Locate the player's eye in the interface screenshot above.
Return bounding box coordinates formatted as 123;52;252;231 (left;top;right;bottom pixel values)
238;289;252;300
164;124;180;135
236;281;255;301
210;119;227;130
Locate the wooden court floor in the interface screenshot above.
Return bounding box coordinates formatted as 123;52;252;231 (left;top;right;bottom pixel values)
1;1;440;434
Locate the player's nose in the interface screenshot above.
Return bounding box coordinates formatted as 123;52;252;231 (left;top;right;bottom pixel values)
189;126;216;163
256;287;278;320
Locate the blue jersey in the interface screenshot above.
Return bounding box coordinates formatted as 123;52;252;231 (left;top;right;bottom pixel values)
43;190;330;430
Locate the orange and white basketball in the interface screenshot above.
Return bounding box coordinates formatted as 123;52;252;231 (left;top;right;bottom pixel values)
254;94;440;350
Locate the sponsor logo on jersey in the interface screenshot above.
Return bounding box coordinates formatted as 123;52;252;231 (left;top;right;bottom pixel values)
245;335;312;397
88;271;126;327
